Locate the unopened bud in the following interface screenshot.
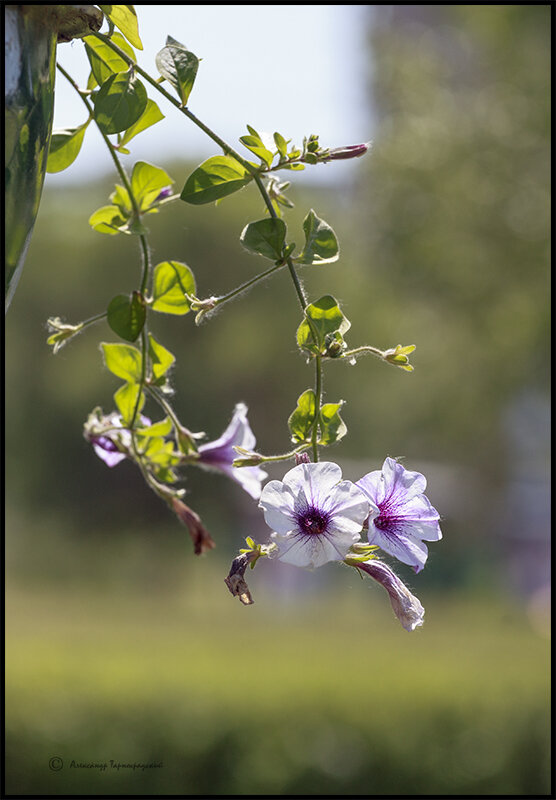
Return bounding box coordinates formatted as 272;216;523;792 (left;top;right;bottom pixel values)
322;142;371;162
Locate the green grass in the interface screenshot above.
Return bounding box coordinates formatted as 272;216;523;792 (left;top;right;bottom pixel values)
5;554;551;796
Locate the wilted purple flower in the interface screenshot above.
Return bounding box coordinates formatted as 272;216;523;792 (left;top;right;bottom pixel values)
355;559;425;632
322;142;371;161
259;461;370;569
357;457;442;573
84;411;150;468
198;403;267;499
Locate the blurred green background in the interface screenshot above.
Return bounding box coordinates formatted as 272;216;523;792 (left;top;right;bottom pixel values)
5;5;550;796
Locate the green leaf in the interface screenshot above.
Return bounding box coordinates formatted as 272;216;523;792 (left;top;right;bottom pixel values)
155;36;199;105
109;184;132;216
88;204;128;235
288;389;316;443
296;295;351;356
180;156;253;205
83;32;136;86
240;218;287;260
117;99;164;148
148;334;175;380
239;128;275;168
135;417;173;438
94;70;148;135
318;401;347;446
130;161;174;211
107;292;146;342
46;121;89;173
114;381;145;426
98;5;143;50
142;436;180;467
151;261;196;315
274;131;289;160
101;342;142;382
296;209;339;265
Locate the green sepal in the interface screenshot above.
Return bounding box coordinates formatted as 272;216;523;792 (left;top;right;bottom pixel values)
93;70;148;135
155;36;199;105
288;389;316;444
180;156;253;205
88;204;128;234
148;334;175;380
295;209;339;265
98;5;143;50
114;381;145;426
46;121;90;173
151;261;195;315
296;295;351;356
318;401;347;446
130;161;174;211
83;32;136;86
107;291;146;342
239;218;287;260
101;342;142;382
117;99;164;148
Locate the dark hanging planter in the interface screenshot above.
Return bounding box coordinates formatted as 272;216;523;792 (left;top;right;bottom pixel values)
4;4;103;312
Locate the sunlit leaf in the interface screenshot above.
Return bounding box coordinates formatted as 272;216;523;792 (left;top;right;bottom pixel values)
181;156;253;205
239;218;287;260
151;261;196;315
101;342;142;382
94;70;147;135
130;161;174;210
288;389;316;443
296;209;339;265
83;32;136;86
148;334;175;380
296;295;351;356
46;122;89;173
117;99;164;148
99;5;143;50
107;292;146;342
114;381;145;426
155;36;199;105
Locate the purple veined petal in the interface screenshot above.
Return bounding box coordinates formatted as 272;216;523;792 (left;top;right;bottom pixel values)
271;526;359;569
356;470;384;505
381;457;427;503
399;494;441;524
368;524;429;572
259;479;298;533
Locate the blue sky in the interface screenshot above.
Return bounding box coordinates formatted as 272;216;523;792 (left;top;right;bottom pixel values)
48;4;372;187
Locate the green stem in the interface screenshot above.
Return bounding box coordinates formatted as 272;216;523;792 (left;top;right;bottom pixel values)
214;261;285;308
311;356;323;462
81;310;108;328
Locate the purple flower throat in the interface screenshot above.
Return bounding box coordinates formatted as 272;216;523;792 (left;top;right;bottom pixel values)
296;504;331;536
374;494;401;531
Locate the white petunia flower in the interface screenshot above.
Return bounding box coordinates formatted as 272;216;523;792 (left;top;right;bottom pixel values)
258;461;370;569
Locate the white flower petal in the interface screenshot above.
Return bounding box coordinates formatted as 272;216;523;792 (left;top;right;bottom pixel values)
369;524;429;572
325;480;372;532
282;462;343;507
271;527;357;569
382;457;427;502
258;479;297;534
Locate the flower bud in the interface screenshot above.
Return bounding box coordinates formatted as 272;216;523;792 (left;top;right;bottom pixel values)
346;558;425;631
170;497;216;555
322;142;371;161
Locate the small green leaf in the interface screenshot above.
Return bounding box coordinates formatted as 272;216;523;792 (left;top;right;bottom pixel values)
88;204;128;235
117;98;164;148
155;36;199;105
114;381;145;426
107;292;146;342
273;131;289;160
109;184;132;216
135;417;173;438
130;161;174;211
99;5;143;49
296;295;351;356
240;218;287;260
288;389;316;443
151;261;196;315
84;32;136;86
94;70;148;135
239;129;275;168
318;401;347;446
181;156;253;205
101;342;142;382
142;436;180;468
46;122;90;173
296;209;339;265
148;334;175;380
